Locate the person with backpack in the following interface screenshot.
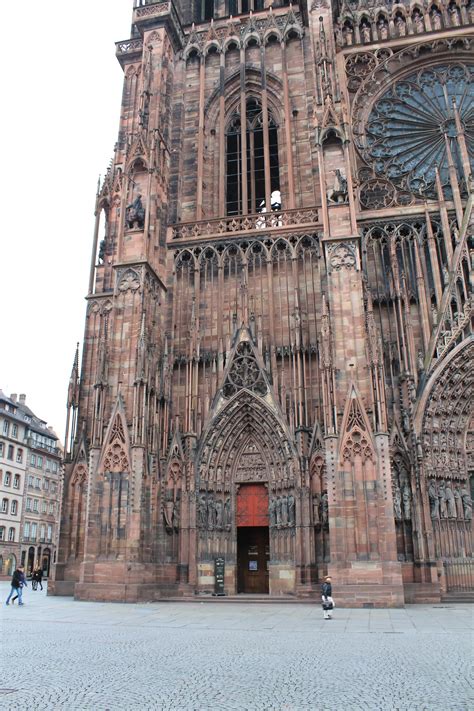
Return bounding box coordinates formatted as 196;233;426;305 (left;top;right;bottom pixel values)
321;575;335;620
5;566;28;606
32;565;44;591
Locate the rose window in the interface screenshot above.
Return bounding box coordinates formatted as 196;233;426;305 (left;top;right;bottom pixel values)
365;64;473;198
223;342;268;398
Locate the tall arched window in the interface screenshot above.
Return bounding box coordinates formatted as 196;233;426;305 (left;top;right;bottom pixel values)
226;98;280;215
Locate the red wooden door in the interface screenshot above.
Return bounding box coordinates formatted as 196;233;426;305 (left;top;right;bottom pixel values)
236;484;269;527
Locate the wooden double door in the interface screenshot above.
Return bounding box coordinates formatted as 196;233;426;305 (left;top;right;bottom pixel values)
237;526;269;594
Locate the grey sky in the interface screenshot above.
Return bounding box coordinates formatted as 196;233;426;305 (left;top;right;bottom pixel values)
1;1;133;440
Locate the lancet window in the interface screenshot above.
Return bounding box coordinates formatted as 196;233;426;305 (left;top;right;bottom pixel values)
226;98;280;216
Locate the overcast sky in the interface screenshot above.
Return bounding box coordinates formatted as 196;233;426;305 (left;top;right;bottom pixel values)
1;1;133;440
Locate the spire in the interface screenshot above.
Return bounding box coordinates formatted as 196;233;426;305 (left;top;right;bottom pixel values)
67;343;80;409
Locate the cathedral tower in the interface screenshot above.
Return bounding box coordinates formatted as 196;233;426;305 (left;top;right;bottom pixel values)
51;0;473;604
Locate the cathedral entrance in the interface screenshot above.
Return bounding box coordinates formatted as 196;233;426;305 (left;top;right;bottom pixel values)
236;484;269;594
237;527;269;594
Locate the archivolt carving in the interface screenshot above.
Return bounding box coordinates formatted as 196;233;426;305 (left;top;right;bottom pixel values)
340;392;376;464
197;390;297;494
421;339;474;479
326;241;358;272
117;268;141;294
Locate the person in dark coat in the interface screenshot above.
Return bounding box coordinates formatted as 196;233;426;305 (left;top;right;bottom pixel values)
321;575;334;620
5;566;27;606
32;566;44;591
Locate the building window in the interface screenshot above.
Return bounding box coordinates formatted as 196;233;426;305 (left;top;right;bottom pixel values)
28;475;34;487
4;472;11;487
31;523;37;539
8;527;15;542
23;522;30;539
37;456;43;468
52;461;58;473
13;474;20;489
30;454;36;466
47;524;53;541
35;478;41;489
46;459;51;471
226;98;280;216
41;500;47;514
1;498;8;513
0;442;3;457
16;448;23;463
197;0;214;21
0;526;4;540
7;445;14;460
3;421;9;436
49;502;54;515
12;424;18;438
33;499;38;512
229;0;264;13
44;479;49;491
40;525;45;541
11;500;17;515
26;497;32;511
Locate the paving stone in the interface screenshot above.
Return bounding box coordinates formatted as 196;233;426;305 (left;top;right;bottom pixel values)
0;583;472;710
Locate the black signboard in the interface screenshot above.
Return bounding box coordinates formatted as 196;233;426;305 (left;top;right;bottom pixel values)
214;557;225;596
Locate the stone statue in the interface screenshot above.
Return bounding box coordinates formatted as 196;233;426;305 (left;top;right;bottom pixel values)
343;23;353;46
412;9;424;33
438;481;448;519
454;485;464;519
215;498;224;530
360;20;371;42
461;485;472;521
288;494;295;527
327;169;348;204
393;484;402;521
321;491;329;526
98;239;106;264
312;494;320;526
276;497;282;527
445;483;457;519
395;14;407;37
449;2;461;26
402;483;411;521
377;17;388;40
172;498;180;533
428;480;439;519
269;497;277;527
417;350;424;373
224;497;231;530
163;493;174;532
198;494;208;528
430;6;442;30
207;496;217;530
281;496;289;526
126;194;145;229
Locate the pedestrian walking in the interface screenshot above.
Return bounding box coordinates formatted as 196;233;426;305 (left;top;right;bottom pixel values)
321;575;335;620
5;566;28;606
32;566;44;591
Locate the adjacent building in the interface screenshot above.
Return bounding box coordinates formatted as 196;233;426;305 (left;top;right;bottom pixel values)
52;0;472;604
0;391;61;578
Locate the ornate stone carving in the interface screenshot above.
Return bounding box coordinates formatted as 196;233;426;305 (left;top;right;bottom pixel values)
118;268;141;294
327;242;357;273
223;342;268;399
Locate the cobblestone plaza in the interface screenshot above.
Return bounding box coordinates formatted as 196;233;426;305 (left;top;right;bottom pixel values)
0;583;472;710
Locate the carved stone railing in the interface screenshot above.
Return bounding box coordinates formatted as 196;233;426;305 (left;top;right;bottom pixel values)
115;38;144;64
336;0;473;49
170;207;321;242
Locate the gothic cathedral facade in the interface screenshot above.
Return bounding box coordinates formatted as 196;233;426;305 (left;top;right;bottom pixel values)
51;0;473;604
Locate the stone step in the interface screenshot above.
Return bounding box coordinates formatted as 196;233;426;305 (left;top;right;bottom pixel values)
159;594;316;604
441;592;474;604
